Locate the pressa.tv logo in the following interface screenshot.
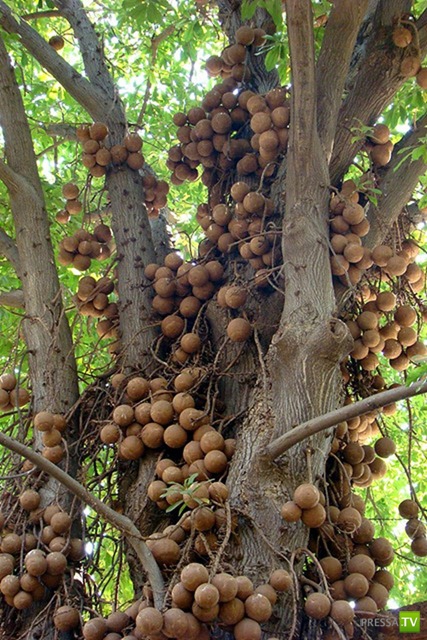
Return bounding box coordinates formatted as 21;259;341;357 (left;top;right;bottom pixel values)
399;611;421;633
360;611;423;633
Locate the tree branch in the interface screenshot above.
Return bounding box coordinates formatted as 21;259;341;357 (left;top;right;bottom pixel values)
284;0;318;181
0;0;108;121
0;226;20;274
0;430;165;608
264;378;427;460
0;289;24;307
330;0;422;184
0;156;20;192
22;10;61;20
52;0;119;108
316;0;369;161
365;114;427;248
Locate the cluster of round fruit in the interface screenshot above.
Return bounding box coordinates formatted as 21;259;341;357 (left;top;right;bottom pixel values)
198;186;282;271
75;275;116;319
281;483;397;624
330;178;425;290
32;411;67;465
147;480;232;560
79;564;291;640
76;123;145;178
145;249;260;345
337;437;394;489
364;123;394;167
0;500;84;611
205;25;267;81
398;499;427;557
391;24;427;85
58;223;113;271
56;182;83;224
168;84;288;191
101;373;235;469
347;300;426;375
142;173;170;218
0;373;30;413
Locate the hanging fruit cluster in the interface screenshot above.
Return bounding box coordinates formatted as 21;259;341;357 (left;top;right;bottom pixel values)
58;223;113;271
0;494;84;612
32;411;68;465
0;373;30;412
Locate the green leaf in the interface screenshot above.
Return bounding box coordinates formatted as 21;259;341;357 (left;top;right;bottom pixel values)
241;0;260;21
265;0;283;28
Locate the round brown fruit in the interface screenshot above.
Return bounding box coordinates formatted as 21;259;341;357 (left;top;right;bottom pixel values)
269;569;292;592
19;490;40;512
135;607;164;634
181;563;209;591
50;511;72;534
293;483;320;509
304;592;331;619
399;499;418;519
82;617;108;640
54;606;80;631
234;618;262;640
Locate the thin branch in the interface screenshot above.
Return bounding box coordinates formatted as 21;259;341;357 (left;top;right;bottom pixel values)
0;227;20;276
52;0;118;106
264;378;427;460
316;0;369;161
0;289;24;307
365;113;427;248
22;10;61;20
0;430;165;608
0;0;108;121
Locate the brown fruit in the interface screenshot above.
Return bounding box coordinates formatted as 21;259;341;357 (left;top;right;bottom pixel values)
244;593;272;622
1;533;21;555
370;537;394;563
54;606;80;631
234;617;262;640
50;511;72;534
392;26;413;48
226;317;252;342
13;590;33;609
219;597;245;625
25;550;47;577
399;499;419;519
304;593;331;619
330;600;354;625
269;569;292;592
119;435;144;460
374;437;396;458
319;557;342;582
411;536;427;557
49;35;65;50
19;490;40;512
180;563;209;591
162;608;189;636
46;551;67;575
194;583;220;609
293;483;319;509
83;618;108;640
89;122;109;141
344;572;369;598
34;411;55;432
150;538;180;566
135;607;163;634
348;554;375;579
113;404;135;427
0;574;20;596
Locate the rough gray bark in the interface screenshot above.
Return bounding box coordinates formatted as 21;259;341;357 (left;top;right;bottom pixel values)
0;35;80;640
